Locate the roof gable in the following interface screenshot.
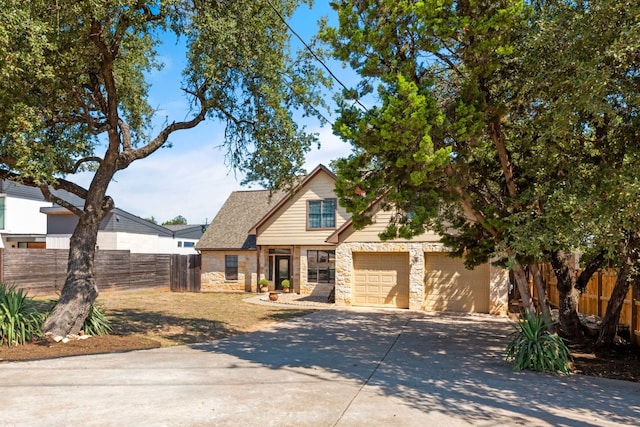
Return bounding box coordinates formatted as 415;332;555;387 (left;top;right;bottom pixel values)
249;164;337;234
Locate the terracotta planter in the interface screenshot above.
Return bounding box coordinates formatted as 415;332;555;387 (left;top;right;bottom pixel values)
283;287;291;293
260;286;269;293
268;291;278;301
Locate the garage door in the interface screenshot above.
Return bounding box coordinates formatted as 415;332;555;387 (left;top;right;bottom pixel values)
424;253;489;313
353;252;410;308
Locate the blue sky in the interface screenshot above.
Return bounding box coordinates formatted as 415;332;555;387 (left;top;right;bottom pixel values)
71;1;355;225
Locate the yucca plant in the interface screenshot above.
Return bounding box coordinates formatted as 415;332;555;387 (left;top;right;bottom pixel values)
505;310;572;374
0;284;43;346
82;304;112;336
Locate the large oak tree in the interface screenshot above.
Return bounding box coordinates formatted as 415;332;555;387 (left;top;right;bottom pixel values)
0;0;327;338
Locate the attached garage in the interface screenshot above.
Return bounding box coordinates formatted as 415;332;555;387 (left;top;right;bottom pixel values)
423;253;490;313
352;252;410;309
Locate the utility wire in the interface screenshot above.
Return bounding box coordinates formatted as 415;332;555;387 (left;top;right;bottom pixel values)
266;0;368;112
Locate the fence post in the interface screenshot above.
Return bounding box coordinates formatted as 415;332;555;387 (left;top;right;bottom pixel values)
631;284;638;345
597;270;603;318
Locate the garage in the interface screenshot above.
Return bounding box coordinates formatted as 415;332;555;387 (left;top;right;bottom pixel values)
423;253;490;313
353;252;410;309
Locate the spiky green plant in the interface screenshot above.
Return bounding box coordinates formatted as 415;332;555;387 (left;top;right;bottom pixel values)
0;284;43;346
82;304;112;336
505;310;572;374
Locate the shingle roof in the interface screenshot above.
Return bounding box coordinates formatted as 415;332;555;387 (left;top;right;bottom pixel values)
195;190;286;250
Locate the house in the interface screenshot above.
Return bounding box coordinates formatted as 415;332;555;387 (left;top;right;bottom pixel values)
0;179;204;254
197;164;508;314
164;224;207;251
0;180;52;249
196;189;286;291
41;198;203;254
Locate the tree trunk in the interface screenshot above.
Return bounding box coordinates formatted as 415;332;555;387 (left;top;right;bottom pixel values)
549;251;583;338
530;263;552;328
43;214;101;338
596;273;630;347
597;233;640;347
512;262;535;314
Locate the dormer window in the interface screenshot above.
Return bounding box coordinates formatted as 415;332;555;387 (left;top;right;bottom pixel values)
308;199;336;229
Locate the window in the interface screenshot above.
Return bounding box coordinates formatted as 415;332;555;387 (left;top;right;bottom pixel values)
225;255;238;280
307;250;335;284
308;199;336;229
183;242;195;248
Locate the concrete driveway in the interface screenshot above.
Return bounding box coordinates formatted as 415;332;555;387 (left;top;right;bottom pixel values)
1;309;639;426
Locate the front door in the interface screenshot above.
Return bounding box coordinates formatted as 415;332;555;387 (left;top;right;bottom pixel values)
275;256;290;290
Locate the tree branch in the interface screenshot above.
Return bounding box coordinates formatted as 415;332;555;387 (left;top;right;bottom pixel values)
117;88;209;169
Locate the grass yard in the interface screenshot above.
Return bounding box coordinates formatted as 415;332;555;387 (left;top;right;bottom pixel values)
0;288;316;362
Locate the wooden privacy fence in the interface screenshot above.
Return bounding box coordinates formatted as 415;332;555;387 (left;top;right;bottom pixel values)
169;254;201;292
537;265;640;345
0;248;199;296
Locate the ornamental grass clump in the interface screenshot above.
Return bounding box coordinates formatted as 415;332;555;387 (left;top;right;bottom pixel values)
0;284;43;346
505;310;572;374
82;303;112;336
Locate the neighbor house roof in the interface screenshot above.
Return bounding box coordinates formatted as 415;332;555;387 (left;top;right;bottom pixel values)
195;190;286;250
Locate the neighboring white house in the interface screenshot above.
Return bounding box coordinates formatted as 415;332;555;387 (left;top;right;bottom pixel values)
41;206;204;254
0;180;51;249
0;179;204;254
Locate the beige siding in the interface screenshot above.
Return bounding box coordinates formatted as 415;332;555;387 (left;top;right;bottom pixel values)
344;209;441;243
257;171;348;245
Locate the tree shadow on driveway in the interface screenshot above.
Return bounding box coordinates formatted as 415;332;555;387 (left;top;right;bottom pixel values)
189;310;640;426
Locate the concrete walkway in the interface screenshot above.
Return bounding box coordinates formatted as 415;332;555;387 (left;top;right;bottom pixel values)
1;309;639;426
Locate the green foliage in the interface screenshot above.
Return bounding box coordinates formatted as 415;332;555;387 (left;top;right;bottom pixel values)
0;0;327;193
82;304;112;336
144;216;158;225
281;279;291;288
259;279;269;287
323;0;640;271
162;215;188;226
505;311;572;374
0;284;43;346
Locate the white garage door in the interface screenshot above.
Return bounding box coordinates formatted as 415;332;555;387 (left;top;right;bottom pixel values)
424;253;490;313
353;252;410;309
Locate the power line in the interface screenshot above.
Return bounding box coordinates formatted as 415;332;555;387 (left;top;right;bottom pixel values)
266;0;368;112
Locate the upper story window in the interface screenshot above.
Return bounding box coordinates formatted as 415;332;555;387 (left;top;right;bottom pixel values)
308;199;336;229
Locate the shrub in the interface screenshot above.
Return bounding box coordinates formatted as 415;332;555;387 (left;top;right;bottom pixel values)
82;304;112;336
0;284;43;346
281;279;291;288
259;279;269;287
505;310;572;374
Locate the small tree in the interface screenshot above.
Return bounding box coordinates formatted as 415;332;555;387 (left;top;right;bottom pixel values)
162;215;188;226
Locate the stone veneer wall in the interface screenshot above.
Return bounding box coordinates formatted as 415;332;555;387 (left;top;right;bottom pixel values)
335;242;508;314
200;250;257;292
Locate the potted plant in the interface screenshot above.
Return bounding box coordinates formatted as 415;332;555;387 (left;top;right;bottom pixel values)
259;279;269;293
281;279;291;293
